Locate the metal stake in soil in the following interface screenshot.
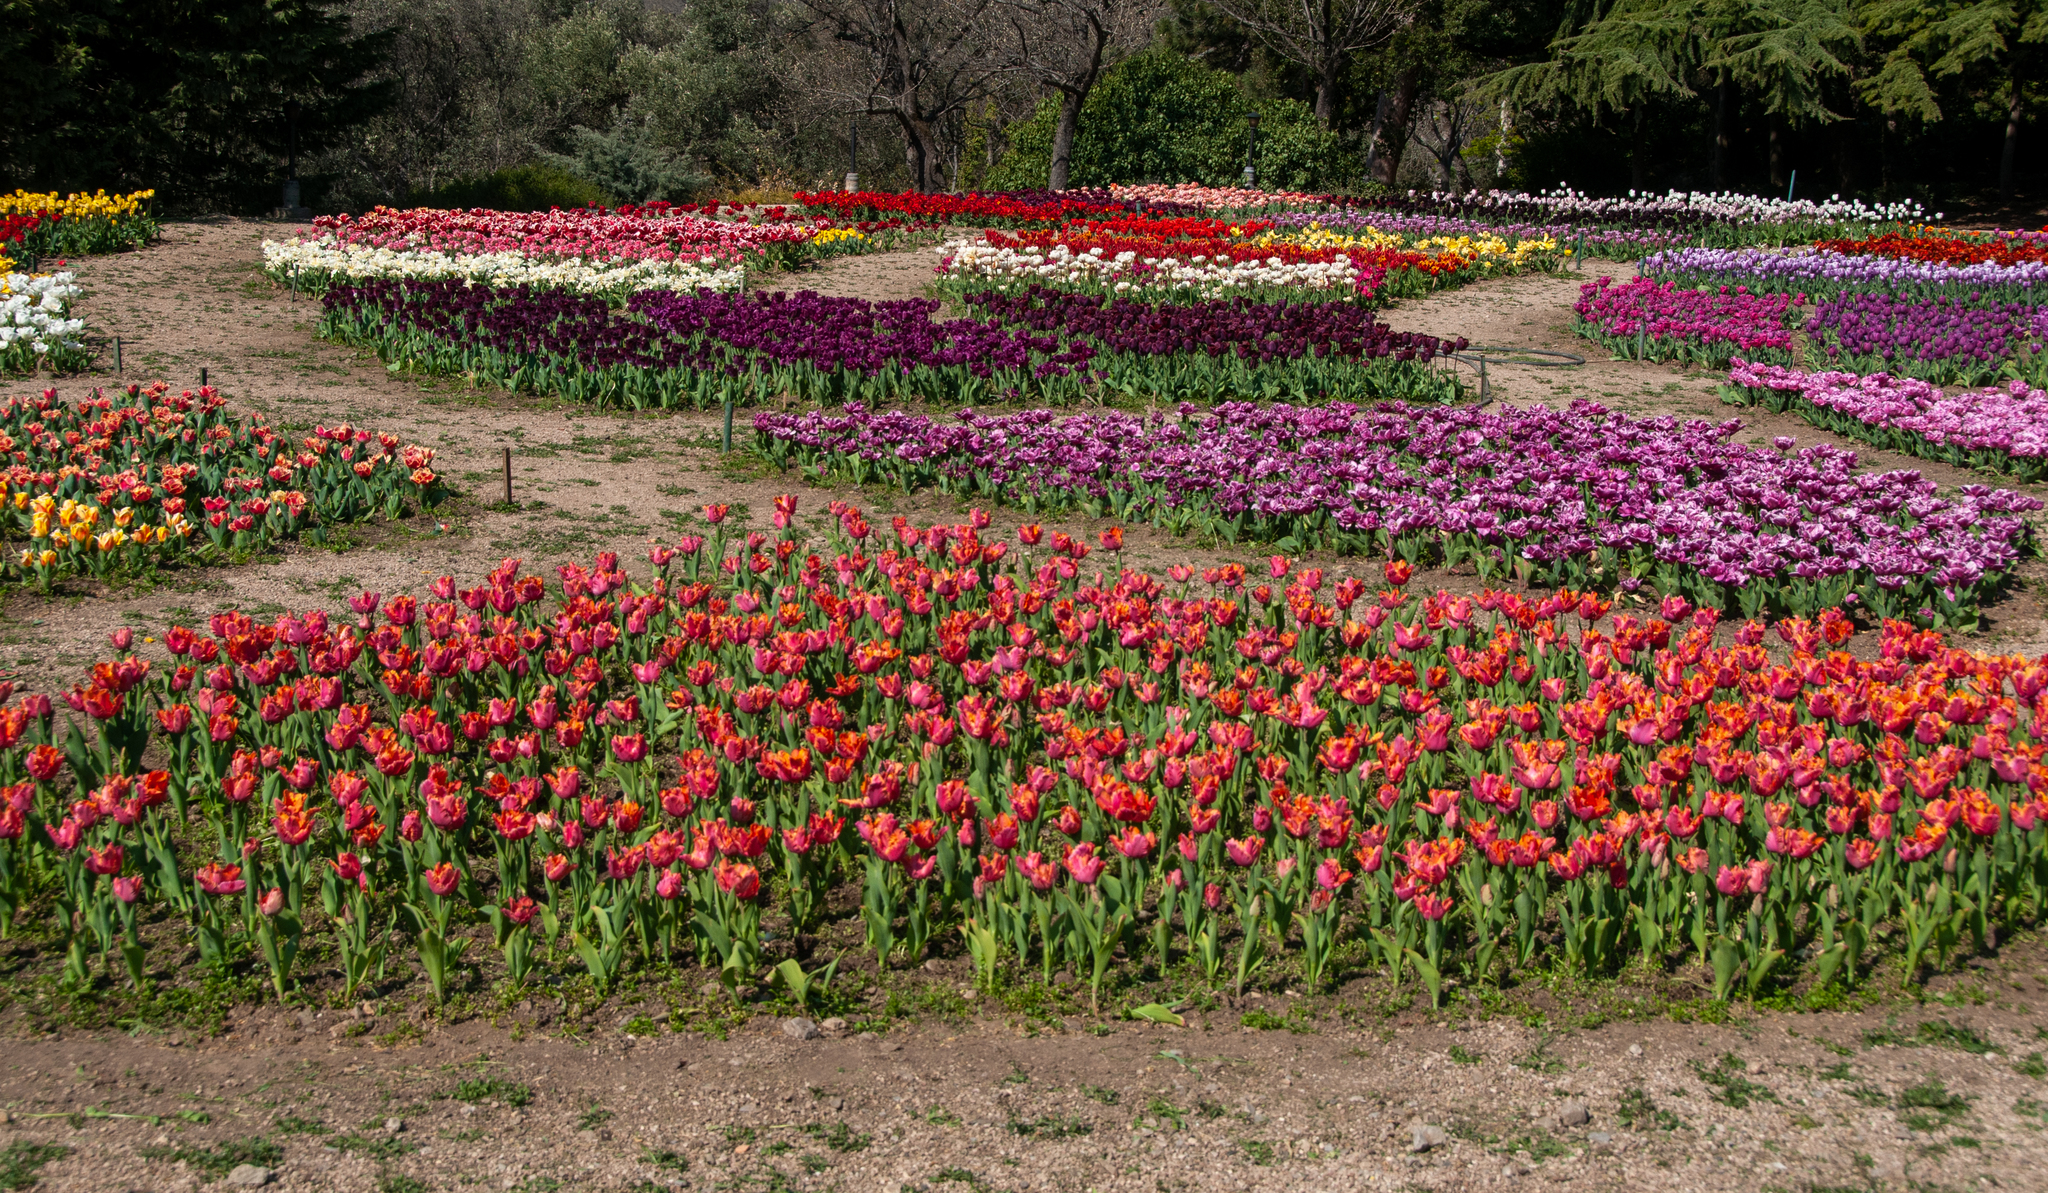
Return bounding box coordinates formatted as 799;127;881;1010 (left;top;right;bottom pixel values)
113;337;121;376
503;447;513;506
722;400;735;452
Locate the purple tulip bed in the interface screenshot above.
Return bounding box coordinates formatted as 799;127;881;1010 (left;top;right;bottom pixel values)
754;399;2038;627
1644;245;2048;302
1725;358;2048;483
1571;276;1800;367
318;279;1471;409
1802;292;2048;385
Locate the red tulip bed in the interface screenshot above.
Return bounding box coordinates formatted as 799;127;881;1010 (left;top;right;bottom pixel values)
3;496;2044;1016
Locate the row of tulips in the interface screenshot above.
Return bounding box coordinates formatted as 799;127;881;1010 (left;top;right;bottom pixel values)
0;384;447;589
305;206;818;269
792;189;1150;225
0;189;159;258
1105;182;1339;212
1644;245;2048;303
315;280;1472;411
1723;359;2048;483
937;227;1554;304
1354;188;1932;248
1811;230;2048;268
1803;291;2048;386
258;238;748;302
1268;209;1683;257
952;287;1468;403
1;272;89;374
1;508;2044;1009
1571;277;1799;367
752;400;2039;627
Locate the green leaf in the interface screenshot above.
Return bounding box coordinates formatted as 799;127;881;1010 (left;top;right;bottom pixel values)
1127;1003;1185;1026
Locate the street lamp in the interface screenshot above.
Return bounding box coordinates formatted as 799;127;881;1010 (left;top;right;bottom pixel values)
1242;111;1261;188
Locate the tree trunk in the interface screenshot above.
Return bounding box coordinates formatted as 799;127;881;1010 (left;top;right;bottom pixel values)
1049;89;1083;192
1371;68;1420;187
2001;74;2024;198
1315;55;1338;128
1363;87;1388;181
1711;76;1731;190
1629;105;1647;191
900;113;934;193
1767;116;1785;191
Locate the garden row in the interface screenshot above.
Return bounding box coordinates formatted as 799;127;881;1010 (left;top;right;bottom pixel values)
317;281;1472;410
1564;229;2048;482
0;383;447;589
1;189;159;375
1;504;2041;1010
752;401;2036;627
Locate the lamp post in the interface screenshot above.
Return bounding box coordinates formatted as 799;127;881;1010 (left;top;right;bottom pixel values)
1242;111;1261;188
846;120;859;193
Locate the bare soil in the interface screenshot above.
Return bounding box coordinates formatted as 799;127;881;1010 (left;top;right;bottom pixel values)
0;224;2045;1192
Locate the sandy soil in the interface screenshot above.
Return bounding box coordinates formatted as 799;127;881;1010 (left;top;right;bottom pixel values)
3;225;2047;1192
7;952;2048;1193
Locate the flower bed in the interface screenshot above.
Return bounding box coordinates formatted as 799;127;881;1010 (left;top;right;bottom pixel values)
1;272;89;374
0;383;446;588
259;238;746;302
1724;360;2048;482
1270;209;1675;256
1643;246;2048;302
1811;230;2048;268
300;205;816;267
1803;292;2048;385
316;280;1471;409
1572;277;1799;367
0;189;159;258
1106;182;1337;211
755;400;2038;625
957;287;1467;402
1350;188;1929;248
794;189;1136;225
935;223;1542;302
0;516;2042;1008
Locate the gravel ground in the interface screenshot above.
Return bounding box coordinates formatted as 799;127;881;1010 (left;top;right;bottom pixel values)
6;961;2048;1193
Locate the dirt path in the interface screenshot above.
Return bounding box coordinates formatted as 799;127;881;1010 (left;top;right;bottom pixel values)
8;961;2048;1193
4;228;2048;1192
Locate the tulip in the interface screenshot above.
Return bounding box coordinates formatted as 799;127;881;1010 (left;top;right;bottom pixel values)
1063;842;1106;885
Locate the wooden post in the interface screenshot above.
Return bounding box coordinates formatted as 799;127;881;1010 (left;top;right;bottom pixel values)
722;400;734;453
113;337;122;376
200;367;208;389
503;447;513;505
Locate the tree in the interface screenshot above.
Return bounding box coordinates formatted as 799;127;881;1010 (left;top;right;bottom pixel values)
997;0;1165;189
797;0;1007;191
1200;0;1414;125
1861;0;2048;195
0;0;393;209
1479;0;1860;189
989;49;1343;189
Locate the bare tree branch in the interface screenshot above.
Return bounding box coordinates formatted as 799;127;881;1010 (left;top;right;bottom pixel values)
1203;0;1414;125
994;0;1163;187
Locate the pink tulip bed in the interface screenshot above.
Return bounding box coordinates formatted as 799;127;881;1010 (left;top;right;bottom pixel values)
1572;276;1800;367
